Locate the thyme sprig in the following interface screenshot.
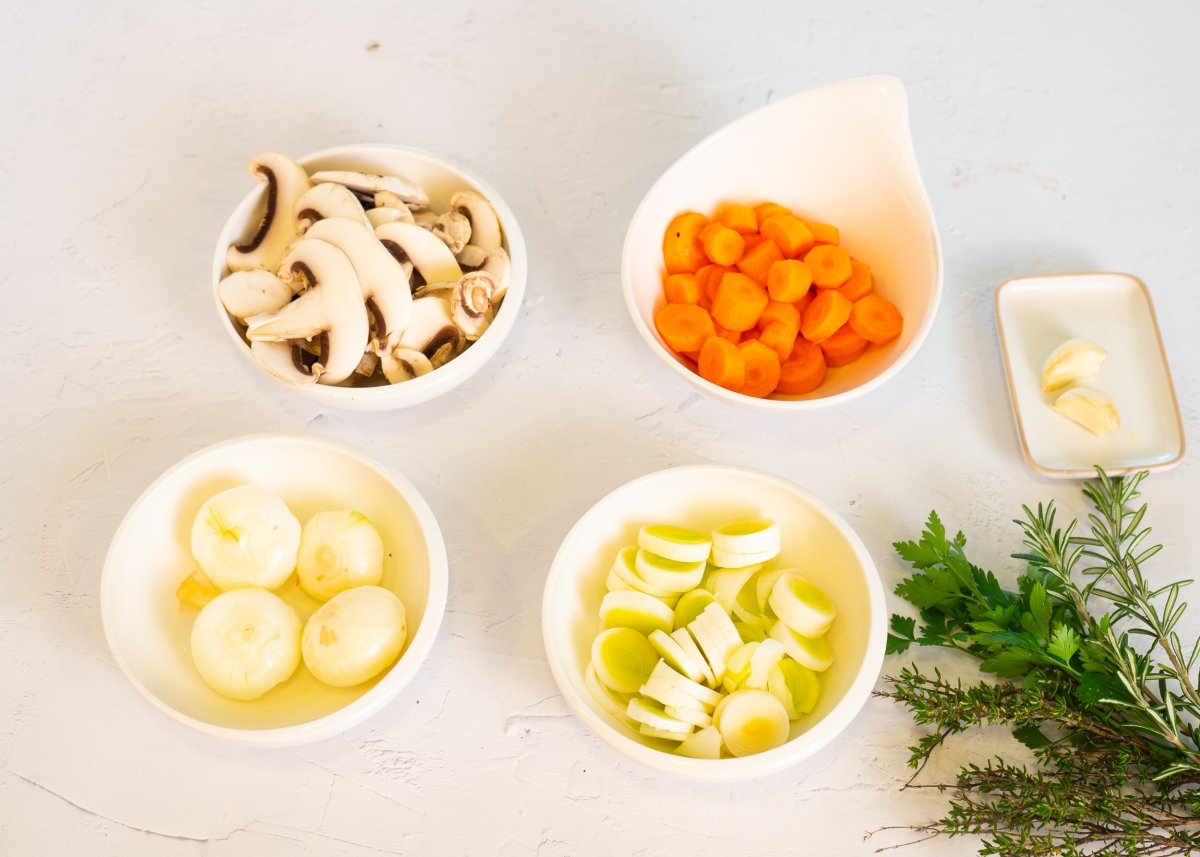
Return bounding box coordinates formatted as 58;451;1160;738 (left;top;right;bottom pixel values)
875;470;1200;855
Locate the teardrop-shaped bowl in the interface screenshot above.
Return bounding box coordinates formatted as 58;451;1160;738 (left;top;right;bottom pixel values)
622;76;942;410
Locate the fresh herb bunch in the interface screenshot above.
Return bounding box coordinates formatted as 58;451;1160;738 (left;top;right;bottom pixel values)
875;470;1200;855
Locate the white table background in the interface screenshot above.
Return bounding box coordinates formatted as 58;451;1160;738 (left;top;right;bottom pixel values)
3;2;1199;854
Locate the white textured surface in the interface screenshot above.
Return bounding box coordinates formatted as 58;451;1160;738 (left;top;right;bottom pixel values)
2;2;1199;854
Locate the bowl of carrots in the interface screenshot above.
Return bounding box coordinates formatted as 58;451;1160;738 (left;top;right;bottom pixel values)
621;76;942;409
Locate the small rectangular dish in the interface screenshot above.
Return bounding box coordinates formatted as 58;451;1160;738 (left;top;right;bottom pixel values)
995;272;1185;478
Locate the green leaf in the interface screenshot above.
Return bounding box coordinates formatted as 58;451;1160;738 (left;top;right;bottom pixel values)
980;648;1034;677
886;615;916;654
1012;724;1051;750
1075;671;1128;706
1047;623;1080;665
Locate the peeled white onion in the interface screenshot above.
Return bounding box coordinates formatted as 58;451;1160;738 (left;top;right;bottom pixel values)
296;510;384;601
190;588;301;700
302;585;406;687
191;485;301;590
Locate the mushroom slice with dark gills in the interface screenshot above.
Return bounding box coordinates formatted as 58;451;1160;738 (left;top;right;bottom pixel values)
450;271;497;340
310;170;429;207
250;339;318;386
245;239;369;385
379;346;433;384
421;211;472;255
294;182;372;232
218;269;299;321
456;244;488;270
449;190;502;251
226;153;310;273
374;221;463;290
394;296;464;369
304;217;413;342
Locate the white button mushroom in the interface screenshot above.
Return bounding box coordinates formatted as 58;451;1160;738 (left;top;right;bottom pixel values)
226;153;310;274
245;239;370;385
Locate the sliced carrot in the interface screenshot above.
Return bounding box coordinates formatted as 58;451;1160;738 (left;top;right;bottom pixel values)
776;339;827;395
760;214;815;258
755;202;791;222
804;244;853;288
759;321;798;362
849;294;903;344
737;340;782;398
800;290;853;343
758;299;800;332
713;321;742;345
696;264;735;303
712;272;769;332
663;212;710;274
837;258;873;302
819;323;868;361
794;288;815;315
825;343;868;367
801;220;840;245
655;303;715;353
766;259;813;302
717;204;758;234
664;273;700;305
700;222;745;266
736;238;783;284
698;336;746;390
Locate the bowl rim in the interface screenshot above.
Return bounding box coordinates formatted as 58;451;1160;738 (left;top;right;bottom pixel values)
541;463;887;780
619;75;943;412
211;143;528;407
100;431;450;746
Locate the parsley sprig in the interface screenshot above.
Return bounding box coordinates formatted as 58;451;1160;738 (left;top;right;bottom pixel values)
874;470;1200;855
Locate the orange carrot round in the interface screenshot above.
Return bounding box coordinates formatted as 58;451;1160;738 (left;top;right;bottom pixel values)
794;288;815;315
766;259;813;302
755;202;791;222
801;220;840;246
849;294;903;344
736;238;783;284
737;340;782;398
700;222;745;267
776;339;827;395
824;344;867;367
759;321;798;362
698;336;746;390
712;272;769;332
664;273;700;305
696;264;735;304
758;299;800;333
800;290;852;343
837;257;873;302
819;323;868;362
804;244;853;288
655;303;715;353
663;212;710;274
717;204;758;234
760;214;815;258
712;320;743;345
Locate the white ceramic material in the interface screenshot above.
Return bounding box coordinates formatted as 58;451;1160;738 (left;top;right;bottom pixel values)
995;272;1185;478
541;465;887;780
101;433;449;746
213;144;528;410
621;76;942;410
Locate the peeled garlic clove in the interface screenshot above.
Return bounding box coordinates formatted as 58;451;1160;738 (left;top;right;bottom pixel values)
1041;339;1107;393
191;486;301;591
302;586;407;687
1052;386;1120;436
296;511;385;602
191;589;301;700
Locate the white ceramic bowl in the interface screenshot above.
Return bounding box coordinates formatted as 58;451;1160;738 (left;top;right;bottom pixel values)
621;76;942;410
542;465;887;780
213;144;527;410
101;433;448;746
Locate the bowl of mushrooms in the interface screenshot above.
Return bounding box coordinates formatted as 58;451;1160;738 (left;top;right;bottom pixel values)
213;144;527;410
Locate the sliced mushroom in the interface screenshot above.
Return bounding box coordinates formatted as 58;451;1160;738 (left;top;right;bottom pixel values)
374;221;463;290
412;210;438;227
450;190;502;251
226;153;310;273
413;281;455;301
310;170;430;207
378;345;433;384
422;211;472;254
294;183;371;232
366;207;405;228
450;272;496;340
481;247;512;301
250;340;318;386
304;218;413;342
354;348;380;378
245;239;369;385
218;270;298;321
456;244;488;270
397;296;464;368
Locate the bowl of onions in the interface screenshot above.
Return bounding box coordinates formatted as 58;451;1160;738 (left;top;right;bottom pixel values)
101;433;448;746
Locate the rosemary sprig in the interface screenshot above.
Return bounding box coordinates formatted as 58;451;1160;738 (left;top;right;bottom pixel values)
875;469;1200;855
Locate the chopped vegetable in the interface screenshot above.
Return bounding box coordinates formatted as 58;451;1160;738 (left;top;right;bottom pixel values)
592;627;659;694
717;204;758;234
848;293;903;344
654;303;715;353
712;272;769;332
800;290;853;344
662;212;710;274
804;244;853;288
698;336;746;390
776;339;827;395
664;272;701;305
736;236;784;284
600;589;675;636
766;259;813;302
699;222;745;266
760;213;814;258
837;257;873;302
